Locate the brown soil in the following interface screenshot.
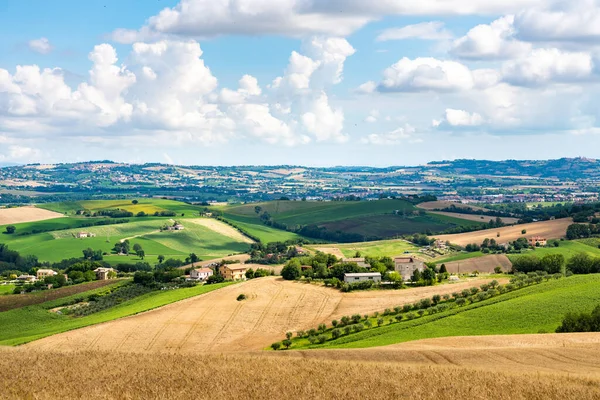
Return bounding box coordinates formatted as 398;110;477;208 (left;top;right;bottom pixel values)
428;211;520;224
24;276;507;353
0;206;64;225
440;254;513;273
434;218;573;247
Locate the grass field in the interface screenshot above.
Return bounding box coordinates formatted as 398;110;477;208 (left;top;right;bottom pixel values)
293;274;600;349
508;240;600;262
216;214;305;243
0;284;15;295
0;217;251;263
310;239;420;258
0;282;234;346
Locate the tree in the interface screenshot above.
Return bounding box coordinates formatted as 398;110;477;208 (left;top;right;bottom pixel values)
282;339;292;349
271;342;281;351
158;255;165;264
133;243;143;253
566;224;592;240
540;254;565;274
189;253;199;264
5;225;15;234
136;250;145;260
411;268;422;282
281;260;301;280
567;253;593;274
245;268;255;279
521;229;527;234
132;200;139;204
422;268;436;284
82;248;94;260
439;264;447;274
285;331;293;340
254;206;262;214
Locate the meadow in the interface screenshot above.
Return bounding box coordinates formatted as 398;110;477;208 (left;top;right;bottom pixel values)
0;284;15;295
292;274;600;349
309;239;420;258
0;282;234;346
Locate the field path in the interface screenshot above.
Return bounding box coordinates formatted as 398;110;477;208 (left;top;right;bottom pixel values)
24;276;506;353
186;218;255;244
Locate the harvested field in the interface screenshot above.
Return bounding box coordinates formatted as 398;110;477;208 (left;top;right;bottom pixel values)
2;345;600;400
25;276;505;353
0;280;123;312
434;218;573;247
179;254;251;270
428;211;520;224
0;206;63;225
440;254;512;273
312;247;345;258
186;218;255;244
417;201;490;212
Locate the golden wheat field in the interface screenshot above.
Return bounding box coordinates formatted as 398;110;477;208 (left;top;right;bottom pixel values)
434;218;573;247
2;345;600;400
24;276;506;353
0;206;63;225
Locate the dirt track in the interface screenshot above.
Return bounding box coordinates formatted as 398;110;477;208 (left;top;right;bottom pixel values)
434;218;573;246
25;276;505;353
0;206;63;225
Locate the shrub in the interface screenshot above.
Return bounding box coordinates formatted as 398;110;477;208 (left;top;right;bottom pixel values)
456;298;466;306
343;326;352;335
340;316;350;326
317;335;327;344
402;304;412;313
296;330;305;338
352;323;364;333
377;318;384;327
470;287;479;295
407;313;416;320
394;314;402;322
331;328;341;339
282;339;292;349
271;342;281;350
417;309;425;317
285;331;292;340
365;320;372;328
307;336;318;345
236;294;246;301
308;328;317;337
442;294;450;301
432;294;441;304
494;266;502;274
351;314;361;324
318;323;327;333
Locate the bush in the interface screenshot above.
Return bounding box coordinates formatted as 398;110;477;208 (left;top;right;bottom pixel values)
556;305;600;333
317;335;327;344
456;298;466;306
282;339;292;349
331;328;341;339
271;342;281;350
377;318;384;327
236;294;246;301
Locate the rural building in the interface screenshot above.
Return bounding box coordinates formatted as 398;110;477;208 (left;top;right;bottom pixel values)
76;232;96;238
448;275;460;282
343;272;381;284
166;224;185;231
190;268;213;281
219;264;248;281
201;212;213;217
36;269;58;280
394;256;425;281
528;236;547;247
16;274;37;282
342;257;370;268
94;267;116;280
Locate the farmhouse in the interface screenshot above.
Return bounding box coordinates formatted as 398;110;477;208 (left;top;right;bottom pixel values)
76;232;96;238
343;272;381;284
341;257;370;268
394;256;425;281
36;269;57;280
528;236;547;247
165;223;185;231
219;264;248;281
16;274;37;282
190;268;213;281
94;267;116;280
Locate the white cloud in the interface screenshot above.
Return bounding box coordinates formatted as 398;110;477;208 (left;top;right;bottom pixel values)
302;92;347;143
28;38;53;55
356;81;377;94
111;0;546;43
434;109;484;127
365;109;380;123
502;48;593;86
376;22;452;42
450;16;531;60
377;57;475;92
361;124;420;145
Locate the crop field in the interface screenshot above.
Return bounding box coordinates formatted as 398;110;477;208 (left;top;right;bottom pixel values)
40;199;205;216
186;218;254;244
0;206;64;225
508;240;600;262
298;274;600;349
0;284;15;295
434;218;573;246
0;282;234;346
309;240;420;258
4;348;600;400
427;211;520;224
24;276;506;353
215;214;305;243
417;201;491;212
0;218;250;263
438;254;513;273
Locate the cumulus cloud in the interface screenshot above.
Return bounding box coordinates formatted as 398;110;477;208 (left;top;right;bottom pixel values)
450;16;531;60
28;37;53;54
365;109;379;123
111;0;546;43
433;109;484;127
502;48;593;86
376;22;452;41
361;124;420;145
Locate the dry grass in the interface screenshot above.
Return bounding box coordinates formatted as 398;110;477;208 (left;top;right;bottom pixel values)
186;218;255;244
428;211;520;224
24;276;507;353
434;218;573;247
441;254;513;274
0;206;63;225
311;246;346;258
2;347;600;400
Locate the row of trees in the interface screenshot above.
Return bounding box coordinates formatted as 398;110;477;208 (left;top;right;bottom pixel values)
512;253;600;275
556;305;600;333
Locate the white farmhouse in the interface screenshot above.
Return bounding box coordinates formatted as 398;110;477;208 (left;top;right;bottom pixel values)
343;272;381;284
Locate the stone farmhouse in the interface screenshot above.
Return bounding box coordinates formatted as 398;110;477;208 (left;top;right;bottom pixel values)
219;264;248;281
36;269;58;280
394;256;425;281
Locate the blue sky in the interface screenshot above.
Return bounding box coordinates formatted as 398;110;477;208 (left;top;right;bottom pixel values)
1;0;599;166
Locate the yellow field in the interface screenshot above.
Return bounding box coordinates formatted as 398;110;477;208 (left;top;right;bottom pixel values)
441;254;513;273
0;206;63;225
24;276;505;353
434;218;573;247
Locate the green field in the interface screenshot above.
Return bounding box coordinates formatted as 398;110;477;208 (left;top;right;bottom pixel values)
0;284;15;295
40;199;205;217
0;282;235;346
218;215;304;243
0;213;250;263
316;239;420;258
508;240;600;263
294;275;600;349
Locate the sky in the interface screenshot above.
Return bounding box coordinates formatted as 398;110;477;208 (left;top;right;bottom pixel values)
1;0;600;166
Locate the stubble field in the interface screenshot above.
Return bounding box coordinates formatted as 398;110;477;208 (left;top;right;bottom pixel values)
0;206;64;225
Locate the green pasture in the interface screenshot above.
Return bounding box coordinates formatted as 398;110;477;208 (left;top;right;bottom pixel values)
217;214;305;243
0;282;235;346
324;240;420;258
295;274;600;349
508;240;600;263
0;284;15;295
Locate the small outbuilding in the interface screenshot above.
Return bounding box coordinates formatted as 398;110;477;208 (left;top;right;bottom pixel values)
343;272;381;284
